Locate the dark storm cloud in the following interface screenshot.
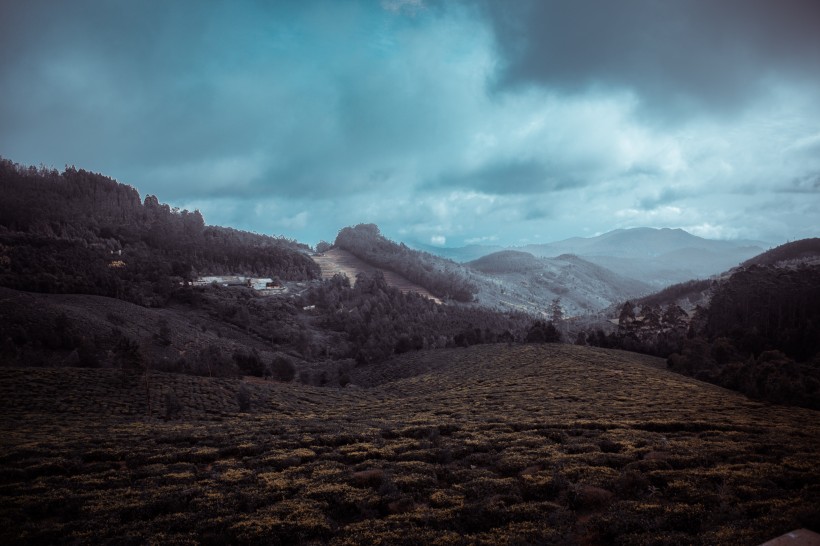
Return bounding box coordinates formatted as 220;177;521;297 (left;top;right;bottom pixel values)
1;0;818;245
483;0;820;121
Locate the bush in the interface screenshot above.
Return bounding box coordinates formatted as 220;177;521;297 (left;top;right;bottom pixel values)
270;355;296;382
237;383;251;412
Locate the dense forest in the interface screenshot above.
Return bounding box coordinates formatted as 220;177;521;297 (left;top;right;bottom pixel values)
668;263;820;408
334;224;477;302
0;158;318;305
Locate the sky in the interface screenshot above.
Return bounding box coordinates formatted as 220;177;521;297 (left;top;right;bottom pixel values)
1;0;819;248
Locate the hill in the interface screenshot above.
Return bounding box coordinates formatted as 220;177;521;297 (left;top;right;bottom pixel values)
335;224;477;302
0;159;540;373
739;238;820;268
0;158;319;306
1;344;818;545
332;227;650;317
312;248;442;303
467;250;544;274
466;252;650;317
587;251;820;408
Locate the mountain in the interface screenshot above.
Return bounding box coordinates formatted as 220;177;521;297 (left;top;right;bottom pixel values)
523;228;766;286
418;228;767;287
464;251;650;317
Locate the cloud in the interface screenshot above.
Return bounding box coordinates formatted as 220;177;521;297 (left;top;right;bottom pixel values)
482;0;820;122
1;1;818;246
435;160;575;195
430;235;446;246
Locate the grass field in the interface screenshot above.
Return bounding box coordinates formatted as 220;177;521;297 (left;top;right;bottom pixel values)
1;344;818;545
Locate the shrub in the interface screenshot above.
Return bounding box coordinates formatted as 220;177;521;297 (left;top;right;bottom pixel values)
270;355;296;382
237;383;251;412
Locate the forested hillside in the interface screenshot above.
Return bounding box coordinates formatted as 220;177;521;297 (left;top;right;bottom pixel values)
739;238;820;267
0;159;318;305
334;224;477;302
582;256;820;409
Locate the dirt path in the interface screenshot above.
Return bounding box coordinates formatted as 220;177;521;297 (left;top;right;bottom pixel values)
311;248;442;304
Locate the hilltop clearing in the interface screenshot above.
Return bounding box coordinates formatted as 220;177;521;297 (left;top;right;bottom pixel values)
312;248;442;303
335;224;476;302
1;344;817;545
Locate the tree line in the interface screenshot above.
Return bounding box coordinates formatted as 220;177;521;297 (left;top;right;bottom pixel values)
579;262;820;409
0;158;319;306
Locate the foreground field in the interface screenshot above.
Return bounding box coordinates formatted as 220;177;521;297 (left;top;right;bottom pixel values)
1;344;818;545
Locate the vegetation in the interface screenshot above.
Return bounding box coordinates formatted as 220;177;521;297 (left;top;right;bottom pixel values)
0;158;318;306
301;272;532;365
335;224;477;302
584;261;820;409
740;238;820;267
1;345;817;545
668;263;820;409
632;279;712;309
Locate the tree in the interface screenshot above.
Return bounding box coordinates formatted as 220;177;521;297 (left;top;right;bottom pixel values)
618;301;635;325
237;383;251;412
526;320;561;343
550;297;564;324
270;355;296;382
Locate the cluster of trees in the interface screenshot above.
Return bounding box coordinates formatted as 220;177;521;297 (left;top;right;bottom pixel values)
667;263;820;409
583;262;820;409
334;224;477;302
576;300;691;356
0;159;319;305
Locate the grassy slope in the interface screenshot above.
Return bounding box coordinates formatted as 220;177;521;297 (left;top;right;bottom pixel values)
1;344;818;545
0;285;310;373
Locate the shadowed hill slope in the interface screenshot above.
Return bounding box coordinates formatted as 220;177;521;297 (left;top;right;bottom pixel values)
740;238;820;267
1;344;817;545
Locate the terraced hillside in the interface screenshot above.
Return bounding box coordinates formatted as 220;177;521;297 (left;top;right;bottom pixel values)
1;345;818;545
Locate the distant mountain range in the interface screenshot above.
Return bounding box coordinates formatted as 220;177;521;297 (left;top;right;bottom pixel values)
417;228;769;287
